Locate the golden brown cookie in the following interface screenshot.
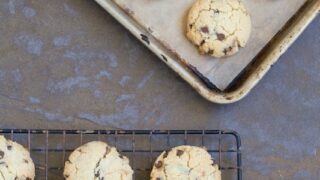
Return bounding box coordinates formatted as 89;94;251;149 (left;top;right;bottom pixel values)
150;145;221;180
186;0;251;58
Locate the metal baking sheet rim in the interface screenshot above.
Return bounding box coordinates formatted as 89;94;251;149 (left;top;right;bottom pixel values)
95;0;320;104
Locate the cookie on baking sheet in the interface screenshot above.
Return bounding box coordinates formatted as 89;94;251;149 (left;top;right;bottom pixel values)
186;0;251;58
63;141;133;180
0;135;35;180
150;145;221;180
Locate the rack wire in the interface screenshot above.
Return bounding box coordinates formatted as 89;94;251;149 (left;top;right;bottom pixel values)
0;129;242;180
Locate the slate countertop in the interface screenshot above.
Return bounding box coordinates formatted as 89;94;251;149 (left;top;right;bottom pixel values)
0;0;319;179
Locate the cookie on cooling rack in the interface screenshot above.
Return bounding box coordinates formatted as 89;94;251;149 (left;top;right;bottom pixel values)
63;141;133;180
0;135;35;180
150;145;221;180
186;0;251;58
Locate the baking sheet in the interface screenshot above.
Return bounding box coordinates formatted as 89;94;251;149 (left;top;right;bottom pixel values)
112;0;307;90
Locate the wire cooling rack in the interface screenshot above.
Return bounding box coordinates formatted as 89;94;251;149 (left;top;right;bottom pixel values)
0;129;242;180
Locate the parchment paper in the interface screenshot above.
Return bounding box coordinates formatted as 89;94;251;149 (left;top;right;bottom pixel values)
113;0;306;90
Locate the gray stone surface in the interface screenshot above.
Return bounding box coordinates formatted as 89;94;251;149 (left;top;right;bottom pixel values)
0;0;319;179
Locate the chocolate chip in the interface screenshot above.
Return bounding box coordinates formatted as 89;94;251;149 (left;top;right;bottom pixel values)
163;150;169;158
119;154;124;159
7;145;12;150
0;150;4;159
229;46;233;51
200;40;205;46
200;26;209;33
208;49;214;54
214;9;220;13
24;159;29;163
223;49;228;55
189;24;193;29
176;150;184;157
64;174;69;178
216;33;225;41
155;161;163;168
26;178;32;180
95;170;100;177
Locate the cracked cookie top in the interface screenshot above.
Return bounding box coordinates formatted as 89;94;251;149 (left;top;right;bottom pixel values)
0;135;35;180
150;145;221;180
186;0;251;58
63;141;133;180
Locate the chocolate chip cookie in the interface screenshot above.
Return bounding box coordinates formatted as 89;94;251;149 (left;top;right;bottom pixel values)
186;0;251;58
0;135;35;180
150;145;221;180
63;141;133;180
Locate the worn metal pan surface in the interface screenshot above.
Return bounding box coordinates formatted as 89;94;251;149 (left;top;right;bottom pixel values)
95;0;319;104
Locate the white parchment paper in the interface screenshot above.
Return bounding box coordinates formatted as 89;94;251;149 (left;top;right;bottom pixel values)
113;0;306;90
